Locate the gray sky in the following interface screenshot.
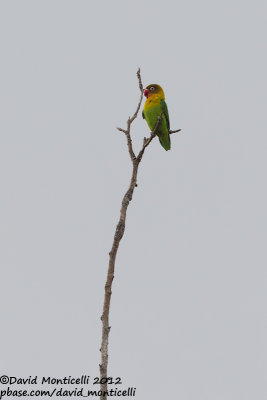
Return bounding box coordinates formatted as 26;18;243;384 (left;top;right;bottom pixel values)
0;1;266;399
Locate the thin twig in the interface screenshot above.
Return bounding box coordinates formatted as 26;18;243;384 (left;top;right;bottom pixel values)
99;69;180;400
129;68;143;123
116;68;144;163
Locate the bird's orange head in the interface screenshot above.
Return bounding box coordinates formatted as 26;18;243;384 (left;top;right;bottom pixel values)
144;84;165;99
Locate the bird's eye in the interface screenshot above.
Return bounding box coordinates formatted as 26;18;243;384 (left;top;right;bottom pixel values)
150;86;155;91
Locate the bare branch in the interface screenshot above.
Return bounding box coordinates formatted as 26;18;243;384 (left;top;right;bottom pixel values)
125;129;136;162
116;69;144;163
116;127;127;134
170;129;182;134
116;120;136;162
99;69;181;400
129;68;143;123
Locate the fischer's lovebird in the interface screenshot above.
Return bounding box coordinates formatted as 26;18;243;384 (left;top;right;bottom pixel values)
142;84;171;151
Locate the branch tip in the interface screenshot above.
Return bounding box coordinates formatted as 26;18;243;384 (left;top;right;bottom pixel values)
169;129;182;134
116;127;127;134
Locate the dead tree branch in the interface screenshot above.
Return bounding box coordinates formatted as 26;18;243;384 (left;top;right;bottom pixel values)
99;68;180;399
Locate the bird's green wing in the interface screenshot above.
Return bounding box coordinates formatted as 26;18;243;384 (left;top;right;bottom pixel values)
142;110;145;119
160;99;170;130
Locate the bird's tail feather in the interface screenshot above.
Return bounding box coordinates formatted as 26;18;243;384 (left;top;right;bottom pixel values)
159;134;171;151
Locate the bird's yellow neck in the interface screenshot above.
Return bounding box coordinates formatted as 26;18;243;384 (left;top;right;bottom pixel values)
144;93;164;110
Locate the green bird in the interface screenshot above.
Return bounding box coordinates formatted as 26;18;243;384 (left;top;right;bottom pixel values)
142;84;171;151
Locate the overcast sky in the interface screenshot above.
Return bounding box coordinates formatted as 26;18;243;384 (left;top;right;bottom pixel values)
0;1;266;399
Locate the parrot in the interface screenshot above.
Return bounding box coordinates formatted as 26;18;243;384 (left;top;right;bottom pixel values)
142;84;171;151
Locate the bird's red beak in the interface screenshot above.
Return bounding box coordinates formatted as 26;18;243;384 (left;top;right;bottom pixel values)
144;88;149;97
